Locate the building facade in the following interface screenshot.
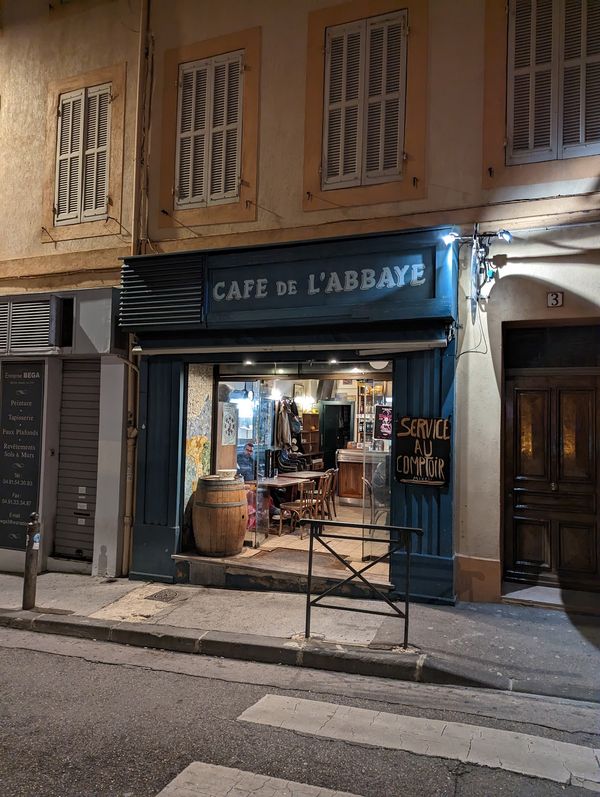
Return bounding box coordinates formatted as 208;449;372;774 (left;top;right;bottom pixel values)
2;0;599;602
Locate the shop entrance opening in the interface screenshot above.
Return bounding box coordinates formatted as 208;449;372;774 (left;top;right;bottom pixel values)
184;360;393;586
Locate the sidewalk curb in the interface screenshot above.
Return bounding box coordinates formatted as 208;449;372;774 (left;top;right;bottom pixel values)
0;608;579;699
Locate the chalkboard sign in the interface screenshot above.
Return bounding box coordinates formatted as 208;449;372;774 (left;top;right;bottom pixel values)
395;416;451;486
0;362;44;550
374;405;392;440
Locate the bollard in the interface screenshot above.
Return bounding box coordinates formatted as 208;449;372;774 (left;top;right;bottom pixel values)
22;512;40;610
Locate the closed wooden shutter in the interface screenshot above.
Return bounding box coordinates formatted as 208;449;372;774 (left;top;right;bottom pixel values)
55;88;85;224
54;360;100;561
175;62;209;206
322;11;406;188
209;53;243;201
507;0;558;164
323;21;365;187
175;51;243;208
364;11;407;182
82;83;111;219
560;0;600;156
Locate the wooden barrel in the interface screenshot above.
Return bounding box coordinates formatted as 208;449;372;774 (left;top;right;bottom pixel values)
192;477;247;557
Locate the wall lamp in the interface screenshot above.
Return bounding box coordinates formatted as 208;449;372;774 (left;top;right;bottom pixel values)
442;225;513;321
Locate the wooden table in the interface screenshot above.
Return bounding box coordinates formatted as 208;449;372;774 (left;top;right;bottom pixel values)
284;470;326;480
258;476;307;488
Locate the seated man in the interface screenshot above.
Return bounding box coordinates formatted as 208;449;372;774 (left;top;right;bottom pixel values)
237;441;256;481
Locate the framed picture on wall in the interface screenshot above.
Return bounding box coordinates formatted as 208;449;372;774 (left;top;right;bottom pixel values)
293;383;305;399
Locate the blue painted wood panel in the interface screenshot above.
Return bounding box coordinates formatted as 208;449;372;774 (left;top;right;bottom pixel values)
131;358;185;582
391;341;456;602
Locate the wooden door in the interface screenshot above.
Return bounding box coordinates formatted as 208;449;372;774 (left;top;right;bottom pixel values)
504;375;600;591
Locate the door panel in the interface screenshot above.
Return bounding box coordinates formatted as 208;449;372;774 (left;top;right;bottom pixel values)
515;390;549;479
504;375;600;591
513;519;551;571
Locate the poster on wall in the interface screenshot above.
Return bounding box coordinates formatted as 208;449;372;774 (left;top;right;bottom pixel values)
374;405;392;440
257;398;274;447
221;402;239;446
0;362;45;550
395;415;451;486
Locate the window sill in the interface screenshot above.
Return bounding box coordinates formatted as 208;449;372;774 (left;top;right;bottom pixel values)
41;216;124;243
303;178;426;212
159;199;257;229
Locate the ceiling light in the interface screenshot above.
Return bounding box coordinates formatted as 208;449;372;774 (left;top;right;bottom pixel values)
243;360;253;365
369;360;389;370
329;359;338;364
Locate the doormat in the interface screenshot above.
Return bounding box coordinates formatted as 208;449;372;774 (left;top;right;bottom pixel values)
251;547;348;571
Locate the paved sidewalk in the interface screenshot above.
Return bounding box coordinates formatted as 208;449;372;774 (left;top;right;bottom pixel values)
0;572;598;702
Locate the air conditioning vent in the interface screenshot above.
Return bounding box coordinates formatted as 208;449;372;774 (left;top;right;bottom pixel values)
9;301;52;352
120;256;205;330
0;304;8;354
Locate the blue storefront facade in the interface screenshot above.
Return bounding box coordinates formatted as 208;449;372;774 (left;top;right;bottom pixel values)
120;227;458;602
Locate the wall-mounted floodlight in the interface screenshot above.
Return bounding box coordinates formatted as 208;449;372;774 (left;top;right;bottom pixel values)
497;229;513;243
442;231;460;246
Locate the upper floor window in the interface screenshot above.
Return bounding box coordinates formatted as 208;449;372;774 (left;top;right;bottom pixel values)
322;10;407;189
507;0;600;164
54;83;111;225
175;50;243;208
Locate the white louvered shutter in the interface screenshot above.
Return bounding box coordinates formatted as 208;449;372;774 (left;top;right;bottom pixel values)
209;52;243;202
0;303;8;354
323;21;364;188
175;61;209;207
560;0;600;157
507;0;558;164
55;88;85;224
82;83;111;220
364;11;407;182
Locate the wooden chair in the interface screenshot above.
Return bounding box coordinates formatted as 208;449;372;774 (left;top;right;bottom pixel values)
315;469;335;520
278;480;316;537
361;476;388;526
329;468;339;518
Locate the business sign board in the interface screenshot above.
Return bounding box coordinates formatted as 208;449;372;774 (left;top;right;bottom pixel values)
0;362;45;550
209;252;434;314
395;415;451;486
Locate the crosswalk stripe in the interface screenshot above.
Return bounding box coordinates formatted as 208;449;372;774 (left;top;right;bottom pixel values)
156;762;364;796
238;694;600;792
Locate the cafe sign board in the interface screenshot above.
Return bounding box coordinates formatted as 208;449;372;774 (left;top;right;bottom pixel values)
395;415;451;486
0;362;44;550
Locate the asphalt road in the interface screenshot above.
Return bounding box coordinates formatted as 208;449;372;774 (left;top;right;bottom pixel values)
0;628;598;797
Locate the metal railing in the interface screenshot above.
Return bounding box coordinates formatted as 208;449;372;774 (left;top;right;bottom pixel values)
299;518;423;649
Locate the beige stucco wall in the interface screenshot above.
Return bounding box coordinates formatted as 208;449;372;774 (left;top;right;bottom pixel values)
454;225;600;598
0;0;139;292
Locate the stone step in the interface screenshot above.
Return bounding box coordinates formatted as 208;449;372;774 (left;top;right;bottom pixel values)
173;552;393;598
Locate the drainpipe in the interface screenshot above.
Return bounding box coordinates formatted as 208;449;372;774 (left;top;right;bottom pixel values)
121;0;150;575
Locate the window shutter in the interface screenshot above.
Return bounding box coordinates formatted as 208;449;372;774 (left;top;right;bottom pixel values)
322;21;365;188
0;303;8;354
507;0;558;164
175;62;209;207
209;52;243;202
560;0;600;157
364;11;407;182
55;88;85;224
82;83;111;220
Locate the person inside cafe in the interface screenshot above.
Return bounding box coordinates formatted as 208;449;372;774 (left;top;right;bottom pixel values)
237;441;256;481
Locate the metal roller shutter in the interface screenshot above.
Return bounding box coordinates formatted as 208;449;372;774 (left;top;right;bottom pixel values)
54;359;100;560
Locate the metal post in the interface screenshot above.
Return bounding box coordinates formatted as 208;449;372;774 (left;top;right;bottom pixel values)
403;531;411;649
304;520;316;638
22;512;41;610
